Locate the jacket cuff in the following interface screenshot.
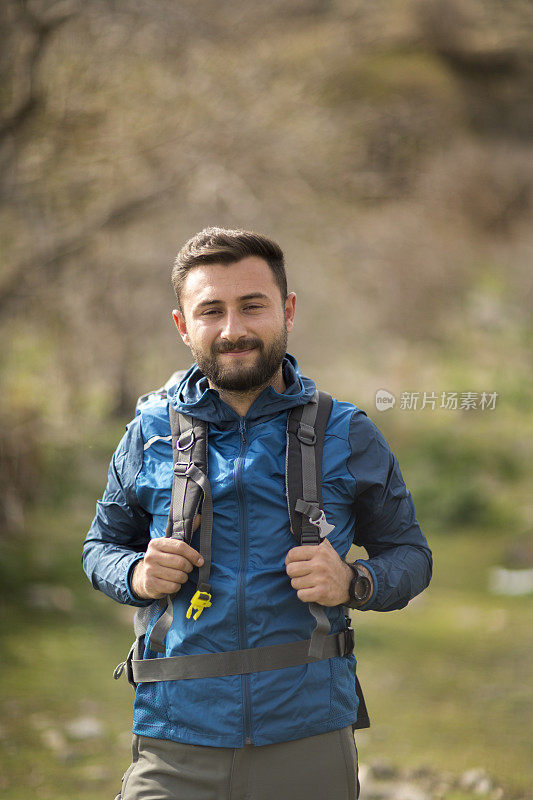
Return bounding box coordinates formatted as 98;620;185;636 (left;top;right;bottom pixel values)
126;554;152;606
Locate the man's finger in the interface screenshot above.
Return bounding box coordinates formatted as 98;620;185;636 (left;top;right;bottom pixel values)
290;575;316;591
296;587;320;603
149;554;195;573
149;564;191;584
150;537;204;566
285;561;314;578
285;546;319;565
147;577;185;596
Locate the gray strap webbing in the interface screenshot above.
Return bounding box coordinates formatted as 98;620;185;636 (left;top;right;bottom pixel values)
148;597;173;654
165;411;204;541
133;603;159;639
298;394;320;541
131;630;349;683
149;407;213;653
195;466;213;590
296;392;331;660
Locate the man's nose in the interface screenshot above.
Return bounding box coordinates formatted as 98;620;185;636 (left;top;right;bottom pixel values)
220;310;247;341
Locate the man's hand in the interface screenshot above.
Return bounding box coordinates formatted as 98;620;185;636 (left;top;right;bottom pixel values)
285;538;353;607
132;538;204;601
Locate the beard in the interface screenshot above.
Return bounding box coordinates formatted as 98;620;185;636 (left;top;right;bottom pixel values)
191;327;288;393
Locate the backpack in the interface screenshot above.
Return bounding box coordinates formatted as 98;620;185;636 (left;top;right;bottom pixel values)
114;373;370;729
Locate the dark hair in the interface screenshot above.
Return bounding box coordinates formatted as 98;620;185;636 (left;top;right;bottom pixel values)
172;227;287;311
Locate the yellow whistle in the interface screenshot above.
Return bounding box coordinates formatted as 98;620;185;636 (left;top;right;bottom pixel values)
186;589;212;621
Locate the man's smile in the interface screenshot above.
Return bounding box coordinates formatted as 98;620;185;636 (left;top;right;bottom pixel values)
213;338;262;358
219;348;257;357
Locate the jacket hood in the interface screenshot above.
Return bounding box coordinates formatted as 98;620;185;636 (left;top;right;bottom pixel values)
167;353;316;424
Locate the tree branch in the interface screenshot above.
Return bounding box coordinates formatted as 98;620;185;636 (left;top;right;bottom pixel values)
0;182;180;316
0;2;78;141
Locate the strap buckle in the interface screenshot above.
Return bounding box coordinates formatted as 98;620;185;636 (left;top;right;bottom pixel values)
186;588;212;621
338;626;355;656
309;509;335;538
295;500;335;538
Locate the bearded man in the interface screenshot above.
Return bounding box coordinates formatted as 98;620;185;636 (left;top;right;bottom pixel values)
83;227;432;800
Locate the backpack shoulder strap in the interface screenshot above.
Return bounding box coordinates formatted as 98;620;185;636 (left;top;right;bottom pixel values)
165;406;208;543
286;391;371;728
286;390;334;659
286;390;333;544
149;406;213;653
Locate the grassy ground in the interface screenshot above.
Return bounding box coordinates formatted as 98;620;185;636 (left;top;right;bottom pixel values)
0;433;531;800
351;532;532;797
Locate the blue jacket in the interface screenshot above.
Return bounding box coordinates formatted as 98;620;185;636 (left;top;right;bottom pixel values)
83;355;432;747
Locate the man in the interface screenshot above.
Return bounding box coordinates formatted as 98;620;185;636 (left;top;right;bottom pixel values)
83;227;432;800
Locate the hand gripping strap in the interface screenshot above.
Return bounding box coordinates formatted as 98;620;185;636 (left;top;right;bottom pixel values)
286;390;333;659
149;407;212;653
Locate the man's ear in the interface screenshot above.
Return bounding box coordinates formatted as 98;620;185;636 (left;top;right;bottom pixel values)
172;309;190;347
284;292;296;333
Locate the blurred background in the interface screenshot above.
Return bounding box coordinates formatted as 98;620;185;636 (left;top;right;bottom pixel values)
0;0;531;798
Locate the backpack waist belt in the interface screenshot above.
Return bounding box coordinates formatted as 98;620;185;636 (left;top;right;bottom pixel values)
118;627;354;687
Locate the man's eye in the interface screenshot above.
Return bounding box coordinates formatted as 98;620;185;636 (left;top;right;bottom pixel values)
243;304;263;312
201;308;222;316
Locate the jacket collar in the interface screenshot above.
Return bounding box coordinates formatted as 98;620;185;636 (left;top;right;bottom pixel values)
168;353;316;424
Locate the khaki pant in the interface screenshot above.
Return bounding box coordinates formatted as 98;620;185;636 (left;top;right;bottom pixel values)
117;726;359;800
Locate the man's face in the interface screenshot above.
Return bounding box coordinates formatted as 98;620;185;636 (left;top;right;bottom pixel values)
173;256;296;393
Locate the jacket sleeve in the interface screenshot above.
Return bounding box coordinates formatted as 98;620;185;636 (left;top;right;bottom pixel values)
82;417;152;606
347;409;432;611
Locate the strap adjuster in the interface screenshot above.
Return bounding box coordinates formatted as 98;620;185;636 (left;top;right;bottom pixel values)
295;499;320;521
174;462;193;476
297;423;317;445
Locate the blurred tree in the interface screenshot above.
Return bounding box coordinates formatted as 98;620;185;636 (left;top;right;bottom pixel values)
0;0;531;527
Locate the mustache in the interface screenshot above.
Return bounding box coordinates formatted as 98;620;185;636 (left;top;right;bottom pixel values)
212;337;263;355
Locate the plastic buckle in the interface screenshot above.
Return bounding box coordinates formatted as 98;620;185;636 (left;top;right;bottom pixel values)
186;589;212;621
340;626;355;656
308;509;335;538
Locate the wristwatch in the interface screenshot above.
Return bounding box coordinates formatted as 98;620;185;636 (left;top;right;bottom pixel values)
345;563;372;608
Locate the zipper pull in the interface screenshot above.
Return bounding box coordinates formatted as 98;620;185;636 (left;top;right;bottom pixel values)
239;417;247;444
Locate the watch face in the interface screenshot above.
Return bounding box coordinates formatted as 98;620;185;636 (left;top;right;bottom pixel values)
351;574;371;602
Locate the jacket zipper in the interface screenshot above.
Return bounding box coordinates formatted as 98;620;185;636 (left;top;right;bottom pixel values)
235;416;252;744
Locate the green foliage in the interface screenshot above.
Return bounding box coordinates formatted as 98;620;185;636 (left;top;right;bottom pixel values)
404;426;526;532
